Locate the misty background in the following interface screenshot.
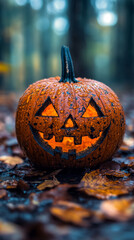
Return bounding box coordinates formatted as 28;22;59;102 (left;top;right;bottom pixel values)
0;0;134;93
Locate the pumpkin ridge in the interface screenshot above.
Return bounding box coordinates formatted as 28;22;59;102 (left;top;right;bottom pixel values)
69;82;78;119
107;89;125;155
91;84;119;162
87;82;109;163
31;85;50;166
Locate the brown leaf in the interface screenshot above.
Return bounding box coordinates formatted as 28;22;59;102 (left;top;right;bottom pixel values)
0;130;10;141
100;197;134;221
11;146;25;158
79;169;133;199
100;160;121;171
37;177;60;190
50;200;92;226
123;136;134;147
0;189;7;199
0;155;23;166
120;145;130;152
104;169;130;178
7;203;36;212
99;159;130;177
128;156;134;160
114;157;134;168
24;169;47;179
0;220;22;236
41;169;62;180
5;137;18;147
0;180;18;189
29;184;75;205
17;179;30;191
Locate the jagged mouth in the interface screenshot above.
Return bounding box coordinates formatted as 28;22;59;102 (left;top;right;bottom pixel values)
30;124;110;159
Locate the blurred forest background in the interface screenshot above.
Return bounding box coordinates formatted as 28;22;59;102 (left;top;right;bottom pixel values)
0;0;134;92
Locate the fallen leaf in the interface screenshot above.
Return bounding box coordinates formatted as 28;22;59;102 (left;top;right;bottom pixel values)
17;179;30;191
0;220;22;237
41;169;62;180
5;137;18;147
94;160;130;177
37;177;60;190
30;184;75;205
120;145;130;152
0;161;14;172
128;156;134;160
78;169;133;199
0;180;18;189
123;136;134;147
0;130;10;141
100;197;134;221
24;169;47;179
114;157;134;168
50;200;92;226
0;155;23;166
104;169;130;178
0;189;7;199
100;160;121;171
7;203;36;212
11;146;25;158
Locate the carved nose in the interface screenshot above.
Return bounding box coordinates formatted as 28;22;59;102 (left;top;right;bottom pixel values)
61;114;78;129
65;118;74;128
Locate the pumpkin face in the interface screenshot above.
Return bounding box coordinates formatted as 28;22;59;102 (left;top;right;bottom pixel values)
16;46;125;168
29;94;111;160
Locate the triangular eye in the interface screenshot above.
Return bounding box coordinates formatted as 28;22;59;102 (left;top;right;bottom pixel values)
41;103;58;116
82;98;104;118
36;97;58;117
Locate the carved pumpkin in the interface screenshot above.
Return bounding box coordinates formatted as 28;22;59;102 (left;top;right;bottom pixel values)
16;46;125;168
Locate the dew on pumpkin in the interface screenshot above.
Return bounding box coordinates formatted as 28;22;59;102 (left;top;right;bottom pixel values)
26;95;31;103
41;91;45;95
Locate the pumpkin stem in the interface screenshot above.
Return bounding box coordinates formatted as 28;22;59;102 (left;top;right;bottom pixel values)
59;46;78;83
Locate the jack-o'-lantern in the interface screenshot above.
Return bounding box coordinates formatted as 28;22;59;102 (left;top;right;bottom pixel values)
16;46;125;168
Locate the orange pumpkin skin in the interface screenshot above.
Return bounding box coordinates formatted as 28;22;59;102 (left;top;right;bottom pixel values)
16;47;125;168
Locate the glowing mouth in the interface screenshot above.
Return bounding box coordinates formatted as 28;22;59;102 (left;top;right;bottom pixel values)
30;124;110;159
39;132;102;153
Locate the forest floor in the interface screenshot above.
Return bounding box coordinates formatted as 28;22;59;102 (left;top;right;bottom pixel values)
0;92;133;240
